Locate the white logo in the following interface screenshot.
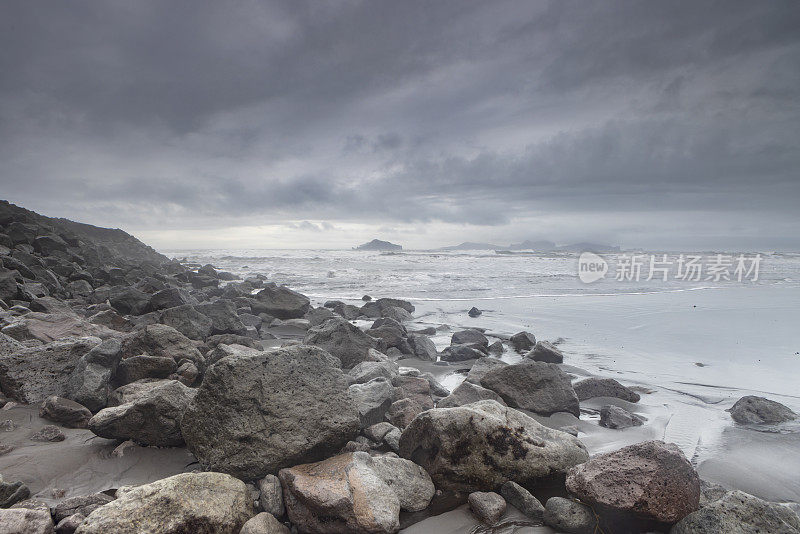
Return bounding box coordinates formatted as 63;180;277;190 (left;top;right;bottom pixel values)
578;252;608;283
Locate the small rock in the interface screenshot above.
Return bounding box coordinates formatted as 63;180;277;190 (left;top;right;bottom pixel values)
510;331;536;352
526;341;564;363
53;492;114;522
55;513;85;534
39;396;92;428
468;491;506;525
239;512;290;534
727;395;796;424
437;380;505;408
31;424;65;442
573;377;640;402
451;329;488;347
0;476;30;507
468;307;482;317
543;497;596;534
599;405;644;429
501;481;544;520
257;474;284;518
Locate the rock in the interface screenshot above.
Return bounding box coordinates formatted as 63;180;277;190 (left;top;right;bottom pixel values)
420;372;449;397
181;345;359;479
118;324;203;370
501;481;544;520
74;472;252;534
304;317;377;369
159;304;212;340
31;424;66;442
108;287;150;316
55;514;85;534
305;307;335;327
727;395;796;424
206;343;263;367
147;288;196;312
107;378;172;406
543;497;596;534
480;361;580;416
526;341;564;363
487;340;504;355
252;284;310;319
53;493;114;522
468;492;506;525
0;508;54;534
565;440;700;524
383;427;401;452
510;331;536;352
239;513;290;534
0;337;100;403
88;380;195;446
387;397;433;429
465;357;508;384
406;334;437;361
0;476;30;507
599;405;644;429
371;455;435;512
670;490;800;534
195;300;247;336
172;361;198;386
437;381;506;408
258;475;284;518
349;378;395;427
2;312;113;343
348;360;398;384
279;452;404;534
361;298;415;318
451;329;488;347
399;400;588;492
573;377;641;402
468;307;482;317
363;422;398;443
88;309;132;332
439;344;485;362
115;354;176;385
39;396;92;428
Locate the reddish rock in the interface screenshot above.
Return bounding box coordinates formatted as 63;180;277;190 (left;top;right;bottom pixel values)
565;440;700;525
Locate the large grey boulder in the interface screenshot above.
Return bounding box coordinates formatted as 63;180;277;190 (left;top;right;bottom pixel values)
437;380;506;408
252;284;310;319
480;361;580;416
279;451;432;534
348;360;398;384
181;345;359;479
566;440;700;525
88;380;196;447
727;396;796;424
0;476;30;507
670;490;800;534
195;300;247;336
118;324;204;369
573;377;640;402
0;337;100;403
304;318;377;369
399;400;588;492
147;288;196;312
74;472;253;534
159;304;212;341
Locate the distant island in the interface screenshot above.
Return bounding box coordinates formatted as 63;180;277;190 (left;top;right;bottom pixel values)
436;240;619;253
355;239;402;251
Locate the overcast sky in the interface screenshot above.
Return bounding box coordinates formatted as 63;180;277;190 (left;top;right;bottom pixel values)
1;1;799;250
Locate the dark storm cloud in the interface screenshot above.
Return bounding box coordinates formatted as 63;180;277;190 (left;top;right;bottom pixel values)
1;0;799;247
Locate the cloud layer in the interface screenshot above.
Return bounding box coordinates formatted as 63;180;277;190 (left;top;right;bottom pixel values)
1;1;798;249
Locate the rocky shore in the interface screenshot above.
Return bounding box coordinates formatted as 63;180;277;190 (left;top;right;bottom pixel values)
0;199;797;534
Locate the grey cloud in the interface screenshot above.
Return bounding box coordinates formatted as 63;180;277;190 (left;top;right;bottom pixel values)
0;0;798;248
